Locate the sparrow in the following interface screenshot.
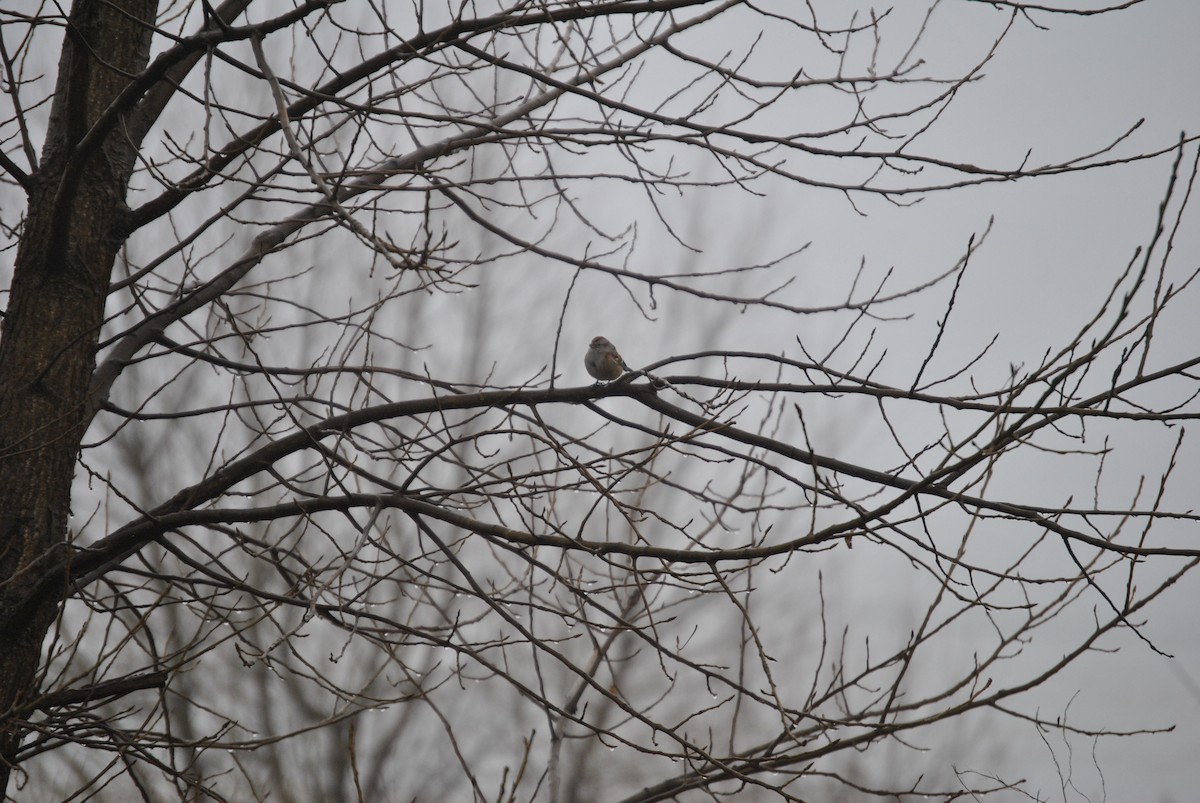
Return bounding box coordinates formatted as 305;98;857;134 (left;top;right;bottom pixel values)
585;336;630;381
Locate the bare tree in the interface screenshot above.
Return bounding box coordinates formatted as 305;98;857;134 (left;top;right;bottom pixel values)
1;1;1197;801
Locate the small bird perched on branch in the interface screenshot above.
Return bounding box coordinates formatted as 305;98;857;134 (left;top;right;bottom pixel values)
585;335;630;382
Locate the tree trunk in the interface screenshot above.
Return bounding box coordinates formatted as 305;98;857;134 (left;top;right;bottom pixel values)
0;1;157;795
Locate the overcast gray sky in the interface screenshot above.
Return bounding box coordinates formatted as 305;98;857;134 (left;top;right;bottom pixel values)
3;2;1197;799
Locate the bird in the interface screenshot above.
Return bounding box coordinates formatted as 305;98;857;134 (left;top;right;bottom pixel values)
585;336;630;382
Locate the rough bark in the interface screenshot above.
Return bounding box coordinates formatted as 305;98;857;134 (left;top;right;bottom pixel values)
0;1;157;795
